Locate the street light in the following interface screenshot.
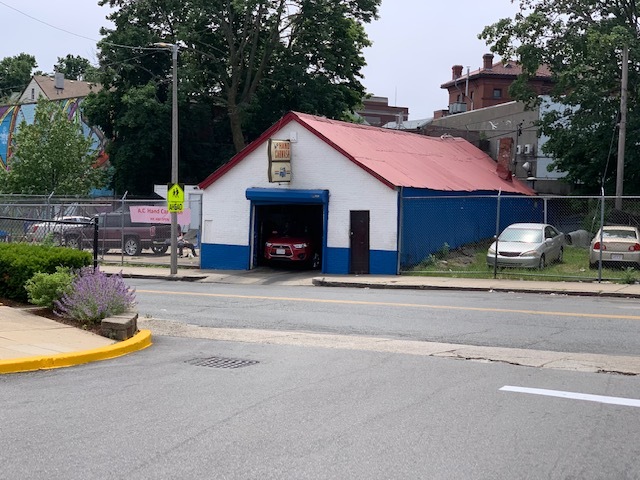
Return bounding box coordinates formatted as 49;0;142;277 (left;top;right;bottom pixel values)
153;42;179;275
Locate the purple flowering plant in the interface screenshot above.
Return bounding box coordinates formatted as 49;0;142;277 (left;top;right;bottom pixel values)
54;267;136;325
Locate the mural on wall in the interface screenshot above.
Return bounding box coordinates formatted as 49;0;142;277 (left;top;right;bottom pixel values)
0;98;107;170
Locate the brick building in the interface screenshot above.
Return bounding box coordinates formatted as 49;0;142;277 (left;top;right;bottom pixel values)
437;53;553;118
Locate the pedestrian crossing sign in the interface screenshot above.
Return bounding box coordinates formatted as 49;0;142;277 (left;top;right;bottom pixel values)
167;183;185;212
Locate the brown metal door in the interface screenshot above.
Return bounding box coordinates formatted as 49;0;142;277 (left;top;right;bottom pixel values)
350;210;370;274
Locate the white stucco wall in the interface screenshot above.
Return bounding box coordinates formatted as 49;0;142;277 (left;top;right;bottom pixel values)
201;120;398;252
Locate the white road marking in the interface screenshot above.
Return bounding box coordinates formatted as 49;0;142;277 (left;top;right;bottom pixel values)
500;386;640;407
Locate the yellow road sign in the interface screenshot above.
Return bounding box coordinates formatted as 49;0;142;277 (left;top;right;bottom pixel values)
167;183;185;212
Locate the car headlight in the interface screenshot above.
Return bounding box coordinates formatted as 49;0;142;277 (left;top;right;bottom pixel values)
265;242;272;247
521;250;538;256
487;246;496;255
293;243;308;249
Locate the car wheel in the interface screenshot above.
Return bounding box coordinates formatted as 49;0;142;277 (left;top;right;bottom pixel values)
538;254;546;269
152;245;169;255
557;247;564;264
123;236;142;256
65;235;81;250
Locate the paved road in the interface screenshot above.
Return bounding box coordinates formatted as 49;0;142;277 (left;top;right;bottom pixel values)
5;279;640;478
2;334;640;479
130;278;640;357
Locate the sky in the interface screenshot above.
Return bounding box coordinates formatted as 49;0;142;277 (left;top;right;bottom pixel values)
0;0;520;120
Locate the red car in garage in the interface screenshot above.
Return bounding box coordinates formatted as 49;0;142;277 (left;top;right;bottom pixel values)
264;231;320;268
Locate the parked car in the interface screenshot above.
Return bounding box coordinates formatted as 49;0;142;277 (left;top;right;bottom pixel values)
589;226;640;269
486;222;565;269
264;232;320;268
63;211;172;256
26;216;92;244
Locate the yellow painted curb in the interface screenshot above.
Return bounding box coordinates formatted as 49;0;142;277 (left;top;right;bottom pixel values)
0;329;153;375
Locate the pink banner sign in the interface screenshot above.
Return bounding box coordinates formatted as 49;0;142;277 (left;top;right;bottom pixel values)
129;205;191;224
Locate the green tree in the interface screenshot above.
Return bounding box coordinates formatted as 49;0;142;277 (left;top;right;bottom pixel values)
0;53;37;101
86;0;378;195
55;54;100;82
0;99;106;195
480;0;640;194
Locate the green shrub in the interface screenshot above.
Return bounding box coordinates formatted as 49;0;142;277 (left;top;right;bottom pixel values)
0;243;91;302
619;267;638;285
24;267;75;309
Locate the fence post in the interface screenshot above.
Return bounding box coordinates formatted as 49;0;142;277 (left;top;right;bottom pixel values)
494;190;501;279
93;218;99;271
543;197;548;224
598;188;605;283
120;192;128;265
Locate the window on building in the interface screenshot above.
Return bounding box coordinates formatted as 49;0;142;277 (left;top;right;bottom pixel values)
31;88;35;100
493;88;502;99
456;94;461;102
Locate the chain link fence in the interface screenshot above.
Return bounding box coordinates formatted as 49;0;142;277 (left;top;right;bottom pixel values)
400;194;640;281
0;194;202;265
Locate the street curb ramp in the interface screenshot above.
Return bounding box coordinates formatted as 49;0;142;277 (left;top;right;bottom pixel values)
0;329;152;375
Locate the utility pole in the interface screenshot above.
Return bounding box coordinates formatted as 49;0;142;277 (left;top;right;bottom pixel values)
153;42;179;275
615;44;628;210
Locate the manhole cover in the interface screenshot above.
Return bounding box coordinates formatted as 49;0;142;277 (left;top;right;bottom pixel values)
185;356;259;369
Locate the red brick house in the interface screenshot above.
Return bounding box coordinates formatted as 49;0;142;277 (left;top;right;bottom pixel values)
437;53;553;118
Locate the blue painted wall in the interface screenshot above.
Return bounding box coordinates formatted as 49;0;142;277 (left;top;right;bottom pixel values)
200;244;250;270
400;189;543;269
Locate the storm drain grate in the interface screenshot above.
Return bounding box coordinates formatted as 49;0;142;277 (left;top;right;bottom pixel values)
185;356;259;369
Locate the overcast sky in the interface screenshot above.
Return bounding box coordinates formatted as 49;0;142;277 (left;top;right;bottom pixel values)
0;0;519;120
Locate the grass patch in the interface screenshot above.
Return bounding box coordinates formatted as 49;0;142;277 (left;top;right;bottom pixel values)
405;245;638;283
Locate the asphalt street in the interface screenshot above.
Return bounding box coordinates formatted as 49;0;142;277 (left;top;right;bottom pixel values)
2;334;639;479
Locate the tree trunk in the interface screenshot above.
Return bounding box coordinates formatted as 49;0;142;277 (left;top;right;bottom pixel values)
228;104;246;153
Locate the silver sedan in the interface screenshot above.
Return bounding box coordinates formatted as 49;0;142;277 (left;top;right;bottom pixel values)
589;226;640;269
487;223;565;269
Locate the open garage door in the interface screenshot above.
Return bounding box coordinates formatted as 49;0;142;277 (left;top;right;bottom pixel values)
246;189;328;271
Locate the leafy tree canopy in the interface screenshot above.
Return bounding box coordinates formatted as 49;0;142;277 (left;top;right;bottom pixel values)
480;0;640;194
0;99;106;195
86;0;379;195
55;54;101;82
0;53;37;102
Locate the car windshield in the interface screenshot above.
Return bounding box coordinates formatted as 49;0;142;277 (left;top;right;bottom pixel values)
603;229;637;239
499;228;542;243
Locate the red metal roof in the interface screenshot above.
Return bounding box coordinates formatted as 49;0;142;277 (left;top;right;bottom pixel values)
199;111;535;195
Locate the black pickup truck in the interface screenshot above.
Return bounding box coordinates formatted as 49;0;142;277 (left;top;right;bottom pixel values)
63;211;172;256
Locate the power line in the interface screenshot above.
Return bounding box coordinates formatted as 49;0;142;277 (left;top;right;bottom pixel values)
0;0;99;43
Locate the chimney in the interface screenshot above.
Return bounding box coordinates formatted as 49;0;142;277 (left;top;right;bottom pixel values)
483;53;494;70
54;72;65;90
452;65;463;80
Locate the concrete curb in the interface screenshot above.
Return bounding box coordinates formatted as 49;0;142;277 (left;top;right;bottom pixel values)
0;329;152;375
312;278;640;298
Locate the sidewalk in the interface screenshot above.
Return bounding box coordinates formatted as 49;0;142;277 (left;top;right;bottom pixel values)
2;263;640;374
99;264;640;298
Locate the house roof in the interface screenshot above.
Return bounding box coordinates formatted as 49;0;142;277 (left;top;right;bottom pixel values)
382;118;433;130
199;111;535;195
28;75;102;101
441;61;552;88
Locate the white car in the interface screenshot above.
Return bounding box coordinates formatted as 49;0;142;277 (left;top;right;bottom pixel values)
589;226;640;269
487;223;566;269
26;216;92;244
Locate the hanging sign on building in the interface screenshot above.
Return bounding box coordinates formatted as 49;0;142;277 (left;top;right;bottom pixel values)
268;139;291;182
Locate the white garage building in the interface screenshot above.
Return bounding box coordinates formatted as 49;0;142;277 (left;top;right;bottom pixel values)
198;111;533;274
